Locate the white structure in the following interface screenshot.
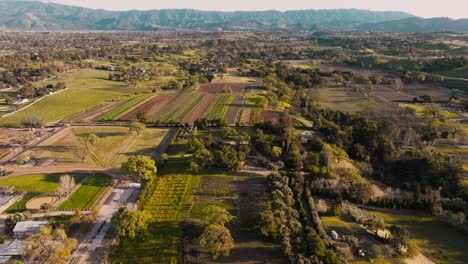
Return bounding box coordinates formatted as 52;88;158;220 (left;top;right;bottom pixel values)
330;230;339;240
128;183;142;189
13;221;48;238
0;239;25;263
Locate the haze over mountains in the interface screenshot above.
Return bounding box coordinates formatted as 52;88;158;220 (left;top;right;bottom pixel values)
1;0;468;32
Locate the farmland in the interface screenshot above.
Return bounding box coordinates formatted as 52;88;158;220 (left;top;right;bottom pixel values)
202;94;235;120
118;94;177;121
0;70;138;126
97;94;153;121
21;126;168;168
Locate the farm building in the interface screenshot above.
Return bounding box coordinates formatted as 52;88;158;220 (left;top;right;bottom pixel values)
128;183;142;189
0;239;25;264
13;221;48;238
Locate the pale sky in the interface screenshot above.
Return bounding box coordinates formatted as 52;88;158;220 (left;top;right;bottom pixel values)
40;0;468;19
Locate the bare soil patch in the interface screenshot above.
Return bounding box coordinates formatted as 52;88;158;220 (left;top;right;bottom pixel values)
118;94;177;121
199;83;251;93
261;110;281;125
225;95;244;124
185;93;216;124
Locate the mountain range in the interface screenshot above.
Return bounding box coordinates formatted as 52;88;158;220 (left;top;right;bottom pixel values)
0;0;467;33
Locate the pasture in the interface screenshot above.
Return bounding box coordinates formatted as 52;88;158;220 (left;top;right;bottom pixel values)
0;69;139;126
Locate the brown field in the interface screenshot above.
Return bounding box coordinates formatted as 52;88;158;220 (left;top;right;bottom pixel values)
240;108;252;125
185;93;217;124
26;195;61;210
225;95;244;124
118;94;177;121
399;84;454;101
261;110;281;125
199;83;250;93
0;128;21;145
65;98;131;123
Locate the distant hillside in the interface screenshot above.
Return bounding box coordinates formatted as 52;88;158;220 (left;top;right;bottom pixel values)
358;17;468;33
0;0;415;31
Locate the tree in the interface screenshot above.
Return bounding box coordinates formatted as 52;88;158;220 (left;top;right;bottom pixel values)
200;224;235;260
201;205;235;226
23;226;77;264
22;115;43;128
5;212;31;234
59;174;76;197
389;225;410;251
349;183;374;205
136;112;147;123
129;122;145;135
40;203;53;212
120;155;157;182
19;83;35;97
331;74;345;85
271;146;282;159
258;210;282;239
111;209;150;239
306;232;326;257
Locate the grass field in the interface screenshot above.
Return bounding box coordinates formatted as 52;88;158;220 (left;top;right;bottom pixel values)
96;94;153;121
370;208;468;264
0;174;87;193
4;192;40;214
73;126;168;168
203;94;234;120
112;222;179;264
58;174;112;210
0;70;136;126
398;103;461;118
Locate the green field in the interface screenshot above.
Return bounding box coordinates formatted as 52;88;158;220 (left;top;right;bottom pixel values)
143;175;198;222
0;70;138;126
112;222;179;264
0;174;87;193
97;94;153;121
58;174;112;210
371;208;468;264
398;103;460;118
72;126;168;168
203;94;234;120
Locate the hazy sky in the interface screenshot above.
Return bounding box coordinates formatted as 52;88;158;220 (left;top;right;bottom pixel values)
40;0;468;19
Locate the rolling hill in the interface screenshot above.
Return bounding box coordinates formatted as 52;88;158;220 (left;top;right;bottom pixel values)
0;0;415;31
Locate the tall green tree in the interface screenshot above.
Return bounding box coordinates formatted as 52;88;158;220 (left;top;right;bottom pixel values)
200;224;235;260
120;155;157;182
111;209;150;239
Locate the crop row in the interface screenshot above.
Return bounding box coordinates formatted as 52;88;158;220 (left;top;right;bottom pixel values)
143;175;193;222
97;94;152;121
164;93;205;122
202;94;234;120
